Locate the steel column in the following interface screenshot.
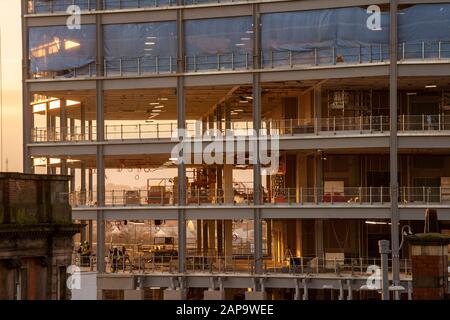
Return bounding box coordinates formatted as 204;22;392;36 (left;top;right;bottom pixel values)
95;1;106;273
252;3;263;275
177;1;186;273
22;0;33;173
389;0;400;288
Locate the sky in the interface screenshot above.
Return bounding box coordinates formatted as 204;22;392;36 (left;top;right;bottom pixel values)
0;0;22;172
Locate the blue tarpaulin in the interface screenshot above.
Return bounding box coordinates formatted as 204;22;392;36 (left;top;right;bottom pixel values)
29;25;96;73
399;4;450;42
103;22;177;60
261;7;390;52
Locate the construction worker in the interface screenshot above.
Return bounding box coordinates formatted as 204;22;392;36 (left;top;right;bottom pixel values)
118;247;124;270
110;247;119;273
81;241;91;266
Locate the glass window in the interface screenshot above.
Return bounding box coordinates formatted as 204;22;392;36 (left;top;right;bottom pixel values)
184;16;253;71
29;25;96;78
103;22;177;75
261;7;390;67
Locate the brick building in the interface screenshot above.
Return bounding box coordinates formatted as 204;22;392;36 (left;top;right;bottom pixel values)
0;173;81;300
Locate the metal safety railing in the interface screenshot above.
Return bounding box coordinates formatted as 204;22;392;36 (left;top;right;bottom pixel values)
27;0;259;14
30;62;97;80
32;115;450;143
28;0;96;14
72;252;96;270
261;45;389;69
32;126;97;143
399;186;450;205
398;114;450;132
92;253;413;276
399;40;450;61
69;186;450;208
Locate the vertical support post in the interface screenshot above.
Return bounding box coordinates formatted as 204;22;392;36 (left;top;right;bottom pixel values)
389;0;401;289
80;160;87;242
177;1;186;274
252;2;263;276
96;84;105;272
314;84;322;135
95;0;106;273
379;240;390;300
60;99;67;142
22;0;33;173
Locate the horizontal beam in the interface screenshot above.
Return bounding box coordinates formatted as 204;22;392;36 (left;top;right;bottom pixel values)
26;63;450;90
29;132;450;157
97;273;411;291
72;206;450;221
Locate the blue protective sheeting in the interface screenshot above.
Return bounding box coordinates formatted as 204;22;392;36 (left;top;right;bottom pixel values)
33;0;94;13
184;16;253;70
104;22;177;60
399;4;450;43
261;7;390;53
29;25;96;74
104;0;174;10
185;16;253;55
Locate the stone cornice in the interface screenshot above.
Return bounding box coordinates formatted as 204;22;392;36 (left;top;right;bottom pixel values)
0;224;83;239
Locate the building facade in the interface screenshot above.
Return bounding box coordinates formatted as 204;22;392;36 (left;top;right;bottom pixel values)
0;172;81;300
22;0;450;299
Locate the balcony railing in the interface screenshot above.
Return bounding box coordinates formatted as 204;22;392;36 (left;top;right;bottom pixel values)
74;251;412;276
399;41;450;61
69;186;450;208
32;125;97;143
30;62;97;80
27;0;258;14
28;0;96;14
31;115;450;143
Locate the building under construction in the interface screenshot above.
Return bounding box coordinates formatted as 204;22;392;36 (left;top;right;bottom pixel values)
22;0;450;299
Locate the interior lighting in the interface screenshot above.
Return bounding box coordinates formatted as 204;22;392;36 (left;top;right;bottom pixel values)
32;103;46;113
365;221;391;225
66;100;80;106
49;100;60;110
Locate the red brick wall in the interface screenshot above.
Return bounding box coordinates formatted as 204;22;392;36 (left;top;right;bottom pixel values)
411;251;448;300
